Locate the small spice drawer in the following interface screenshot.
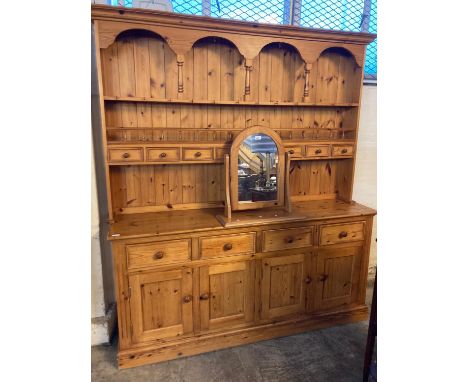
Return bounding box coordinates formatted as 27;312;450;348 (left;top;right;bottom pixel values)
108;148;143;163
146;147;180;162
319;222;365;246
305;145;330;158
262;227;313;252
126;239;191;270
331;145;354;157
182;148;213;161
200;233;255;259
285;146;303;158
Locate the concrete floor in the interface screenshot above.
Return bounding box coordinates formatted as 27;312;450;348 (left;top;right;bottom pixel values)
92;277;375;382
93;321;370;382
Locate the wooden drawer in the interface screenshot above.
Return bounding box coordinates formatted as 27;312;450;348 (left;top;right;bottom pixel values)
319;222;365;246
182;148;213;161
200;233;255;259
146;147;180;162
126;239;191;269
262;227;313;252
331;145;354;157
108;148;143;163
285;146;303;158
305;145;330;158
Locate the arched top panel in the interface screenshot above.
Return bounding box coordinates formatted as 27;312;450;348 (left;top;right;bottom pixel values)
115;28;165;42
192;36;239;50
318;46;360;66
96;20;366;66
256;42;306;64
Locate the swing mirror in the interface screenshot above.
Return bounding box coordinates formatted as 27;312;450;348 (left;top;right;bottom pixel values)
230;126;285;211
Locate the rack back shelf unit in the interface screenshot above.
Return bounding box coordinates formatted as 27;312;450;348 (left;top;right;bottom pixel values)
92;4;376;369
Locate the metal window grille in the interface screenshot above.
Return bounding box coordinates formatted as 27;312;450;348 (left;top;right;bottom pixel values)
109;0;377;80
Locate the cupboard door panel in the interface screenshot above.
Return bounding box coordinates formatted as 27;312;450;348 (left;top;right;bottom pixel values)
129;268;193;343
260;253;311;320
315;246;363;311
199;261;254;331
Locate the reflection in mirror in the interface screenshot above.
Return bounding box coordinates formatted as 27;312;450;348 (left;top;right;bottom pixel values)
238;133;278;203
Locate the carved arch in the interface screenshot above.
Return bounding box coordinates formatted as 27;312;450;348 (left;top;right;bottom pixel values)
96;21;365;66
256;41;306;64
317;46;361;67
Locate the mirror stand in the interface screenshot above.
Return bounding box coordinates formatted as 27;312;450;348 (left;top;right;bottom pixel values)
217;152;296;227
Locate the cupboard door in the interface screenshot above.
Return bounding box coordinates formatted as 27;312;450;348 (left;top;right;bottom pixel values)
260;253;311;320
199;261;255;331
315;246;363;311
128;268;193;343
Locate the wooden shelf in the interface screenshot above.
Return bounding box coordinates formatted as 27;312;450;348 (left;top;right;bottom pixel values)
108;200;376;240
103;96;359;108
106;127;357;131
106;139;355;146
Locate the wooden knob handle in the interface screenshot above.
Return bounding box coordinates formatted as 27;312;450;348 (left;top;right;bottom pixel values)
284;236;294;244
339;231;348;238
153;251;164;260
159;152;167;158
122;152;130;158
183;295;192;303
223;243;233;251
200;293;209;300
305;276;312;284
315;149;322;154
341;148;348;154
288;149;295;154
194;151;202;157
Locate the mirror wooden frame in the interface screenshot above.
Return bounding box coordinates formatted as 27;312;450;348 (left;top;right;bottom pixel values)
229;126;285;211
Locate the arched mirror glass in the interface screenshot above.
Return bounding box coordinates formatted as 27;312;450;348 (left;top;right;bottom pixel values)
237;133;278;203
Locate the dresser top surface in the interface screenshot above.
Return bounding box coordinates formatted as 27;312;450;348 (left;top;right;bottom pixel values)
108;200;376;240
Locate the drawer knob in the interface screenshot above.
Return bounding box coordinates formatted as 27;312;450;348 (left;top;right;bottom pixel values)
315;149;322;154
288;149;295;154
183;295;192;304
284;236;294;244
223;243;233;251
200;293;209;300
339;231;348;239
341;148;348;154
305;276;312;284
159;152;167;158
153;251;164;260
122;152;130;159
194;151;202;157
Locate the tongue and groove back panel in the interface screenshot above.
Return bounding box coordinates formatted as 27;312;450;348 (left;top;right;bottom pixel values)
96;10;369;217
102;34;361;143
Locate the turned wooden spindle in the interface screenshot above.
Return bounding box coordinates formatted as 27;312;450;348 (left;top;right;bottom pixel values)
244;59;253;100
177;55;184;95
303;63;312;100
